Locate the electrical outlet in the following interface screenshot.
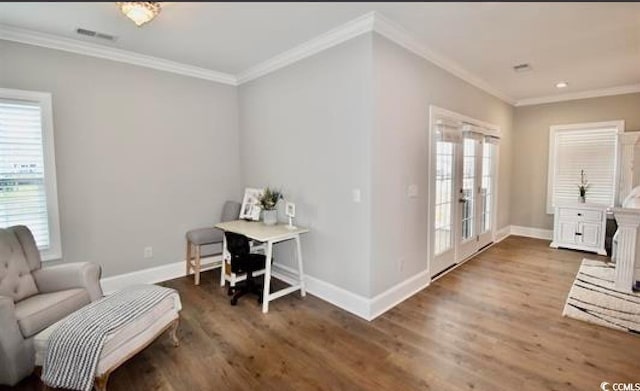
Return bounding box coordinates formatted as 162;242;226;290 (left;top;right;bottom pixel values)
144;246;153;258
352;188;361;203
408;184;418;198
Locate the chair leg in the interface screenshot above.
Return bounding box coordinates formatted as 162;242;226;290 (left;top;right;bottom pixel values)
169;318;180;347
231;271;249;305
194;245;201;286
94;372;110;391
230;272;263;306
185;240;192;276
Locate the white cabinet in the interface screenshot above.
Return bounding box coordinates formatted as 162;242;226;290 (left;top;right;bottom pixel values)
550;203;607;255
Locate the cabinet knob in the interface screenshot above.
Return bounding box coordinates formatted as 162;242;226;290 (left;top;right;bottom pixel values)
577;213;582;216
575;232;582;236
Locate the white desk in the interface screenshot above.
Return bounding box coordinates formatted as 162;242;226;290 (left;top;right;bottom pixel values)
214;220;309;313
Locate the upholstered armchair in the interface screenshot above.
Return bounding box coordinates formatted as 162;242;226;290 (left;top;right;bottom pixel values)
0;225;103;386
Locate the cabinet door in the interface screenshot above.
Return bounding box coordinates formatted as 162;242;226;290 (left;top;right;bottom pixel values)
558;221;578;244
581;223;601;247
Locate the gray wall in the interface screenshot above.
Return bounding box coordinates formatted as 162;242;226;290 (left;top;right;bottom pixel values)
0;40;242;277
9;30;635;301
370;34;514;296
511;93;640;230
238;35;373;297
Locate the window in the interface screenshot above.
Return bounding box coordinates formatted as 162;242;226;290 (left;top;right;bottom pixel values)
481;141;495;233
0;88;61;260
547;121;624;214
434;140;454;255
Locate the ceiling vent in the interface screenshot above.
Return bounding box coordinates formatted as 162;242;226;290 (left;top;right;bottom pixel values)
513;63;532;73
76;28;117;42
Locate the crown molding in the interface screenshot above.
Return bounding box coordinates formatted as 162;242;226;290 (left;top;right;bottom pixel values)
0;24;238;86
235;11;517;106
371;13;516;105
515;84;640;107
4;17;635;108
236;12;376;85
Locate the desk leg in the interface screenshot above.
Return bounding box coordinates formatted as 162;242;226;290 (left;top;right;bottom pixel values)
295;235;306;297
220;234;227;287
262;241;273;313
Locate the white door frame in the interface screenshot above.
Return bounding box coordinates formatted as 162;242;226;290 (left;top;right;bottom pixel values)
428;105;501;279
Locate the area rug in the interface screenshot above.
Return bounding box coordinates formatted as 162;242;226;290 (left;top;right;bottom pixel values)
563;259;640;335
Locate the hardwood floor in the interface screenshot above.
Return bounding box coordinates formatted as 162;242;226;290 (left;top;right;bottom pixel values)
10;236;640;391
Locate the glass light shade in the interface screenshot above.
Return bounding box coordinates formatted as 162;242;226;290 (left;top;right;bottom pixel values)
117;2;161;27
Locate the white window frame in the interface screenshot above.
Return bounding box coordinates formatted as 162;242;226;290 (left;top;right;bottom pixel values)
0;88;62;261
546;120;625;214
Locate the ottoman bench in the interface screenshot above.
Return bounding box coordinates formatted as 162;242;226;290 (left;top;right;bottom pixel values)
34;289;181;391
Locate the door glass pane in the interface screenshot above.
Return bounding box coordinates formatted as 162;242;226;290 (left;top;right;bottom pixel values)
462;138;476;240
481;143;494;233
434;141;454;255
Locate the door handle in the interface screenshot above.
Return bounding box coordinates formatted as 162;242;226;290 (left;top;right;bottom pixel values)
458;198;468;203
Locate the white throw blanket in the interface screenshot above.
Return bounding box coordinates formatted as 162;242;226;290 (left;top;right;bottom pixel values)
42;284;177;391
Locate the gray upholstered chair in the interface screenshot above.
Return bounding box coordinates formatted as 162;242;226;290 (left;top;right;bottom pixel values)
0;225;103;386
186;201;241;285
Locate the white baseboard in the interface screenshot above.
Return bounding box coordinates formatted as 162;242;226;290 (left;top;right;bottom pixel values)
100;255;221;294
509;225;553;240
495;226;511;242
272;263;371;320
274;263;431;320
368;269;430;320
98;224;554;321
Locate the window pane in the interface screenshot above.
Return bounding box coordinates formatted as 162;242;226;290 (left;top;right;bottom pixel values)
462;138;476;240
434;140;454;254
0;101;50;249
481;143;493;233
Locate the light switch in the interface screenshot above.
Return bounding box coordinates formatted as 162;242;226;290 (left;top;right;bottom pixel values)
352;189;361;203
408;184;418;198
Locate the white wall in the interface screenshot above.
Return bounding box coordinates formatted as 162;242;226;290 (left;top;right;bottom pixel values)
238;35;374;297
0;40;242;277
370;33;514;296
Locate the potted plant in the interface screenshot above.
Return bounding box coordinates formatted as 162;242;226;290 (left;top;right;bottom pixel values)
578;169;589;203
258;187;283;226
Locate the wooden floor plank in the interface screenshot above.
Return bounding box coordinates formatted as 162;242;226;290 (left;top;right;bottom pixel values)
11;236;640;390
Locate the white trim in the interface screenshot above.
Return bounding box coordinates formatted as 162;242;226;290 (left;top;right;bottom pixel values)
495;226;511;243
0;87;62;261
429;105;501;136
100;255;222;294
98;227;558;320
271;263;371;319
0;24;237;86
510;225;553;240
368;269;430;320
515;84;640;107
372;13;516;105
4;20;639;106
236;12;376;85
99;257;431;321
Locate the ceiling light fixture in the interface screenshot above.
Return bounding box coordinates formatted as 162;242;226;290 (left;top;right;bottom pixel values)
555;81;569;89
117;2;161;27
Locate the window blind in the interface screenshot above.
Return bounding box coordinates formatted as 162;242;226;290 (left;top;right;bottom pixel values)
0;99;50;249
551;128;618;209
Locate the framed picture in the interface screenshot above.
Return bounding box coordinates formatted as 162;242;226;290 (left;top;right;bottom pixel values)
240;188;263;221
285;202;296;218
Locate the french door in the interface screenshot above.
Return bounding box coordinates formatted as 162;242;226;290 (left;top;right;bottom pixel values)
430;126;497;277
